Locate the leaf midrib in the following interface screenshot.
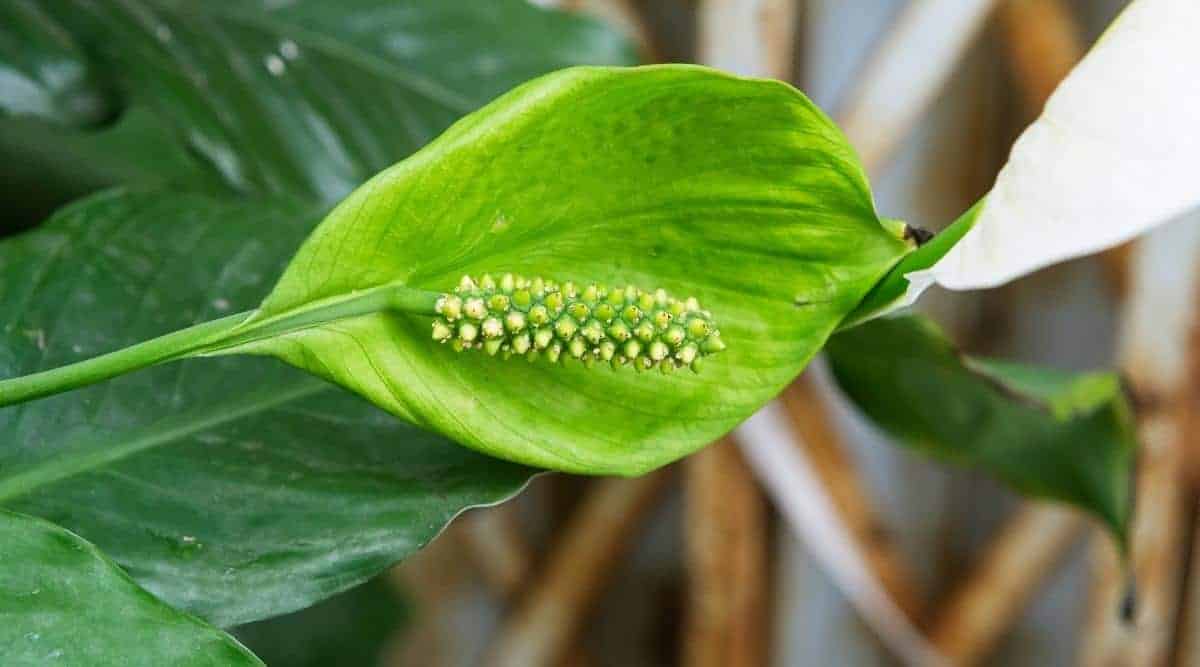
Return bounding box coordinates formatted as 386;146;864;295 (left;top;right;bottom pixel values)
0;376;329;502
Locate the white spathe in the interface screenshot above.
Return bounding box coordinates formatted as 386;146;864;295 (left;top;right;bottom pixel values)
906;0;1200;301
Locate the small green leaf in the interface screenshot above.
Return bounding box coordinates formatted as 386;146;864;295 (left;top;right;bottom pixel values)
0;509;262;666
825;314;1135;545
0;190;533;627
229;65;910;474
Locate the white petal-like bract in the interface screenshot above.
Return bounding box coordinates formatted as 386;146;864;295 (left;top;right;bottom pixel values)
907;0;1200;300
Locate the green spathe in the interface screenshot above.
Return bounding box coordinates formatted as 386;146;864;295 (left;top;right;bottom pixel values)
232;65;910;474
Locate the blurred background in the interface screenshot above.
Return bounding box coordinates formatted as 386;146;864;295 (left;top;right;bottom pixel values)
7;0;1190;665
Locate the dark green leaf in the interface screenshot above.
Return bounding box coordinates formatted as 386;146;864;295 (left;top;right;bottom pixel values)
1;0;637;205
825;314;1135;544
0;190;533;627
228;65;911;474
0;508;262;666
233;577;409;667
0;1;112;126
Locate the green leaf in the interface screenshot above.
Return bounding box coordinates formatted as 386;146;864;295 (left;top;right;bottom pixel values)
233;576;409;667
229;65;911;475
839;201;981;328
0;508;262;666
1;0;637;206
0;1;112;126
825;314;1135;545
0;190;533;627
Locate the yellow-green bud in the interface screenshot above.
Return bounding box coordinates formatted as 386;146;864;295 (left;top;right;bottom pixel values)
504;311;527;332
534;327;554;350
464;297;487;320
554;316;578;340
568;302;590;321
431;320;453;342
481;317;504;339
435;274;725;373
634;320;656;342
528;304;550;325
488;294;510;311
437;295;463;320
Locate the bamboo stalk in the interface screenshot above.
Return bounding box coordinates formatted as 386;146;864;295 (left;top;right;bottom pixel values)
926;504;1084;665
533;0;656;60
698;1;992;661
996;0;1081;116
459;503;534;599
778;374;924;621
681;438;770;667
685;4;788;666
913;6;1089;663
1079;217;1200;666
697;0;797;80
996;0;1131;295
837;0;1000;174
485;473;670;667
736;403;947;665
1175;498;1200;666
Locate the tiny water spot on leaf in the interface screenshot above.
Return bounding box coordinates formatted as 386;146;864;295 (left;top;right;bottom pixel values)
264;54;286;77
279;39;300;60
22;329;46;351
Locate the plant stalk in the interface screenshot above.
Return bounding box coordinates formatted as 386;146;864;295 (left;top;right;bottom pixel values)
0;283;442;408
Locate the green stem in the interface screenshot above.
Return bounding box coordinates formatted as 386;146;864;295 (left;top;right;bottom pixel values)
0;283;442;408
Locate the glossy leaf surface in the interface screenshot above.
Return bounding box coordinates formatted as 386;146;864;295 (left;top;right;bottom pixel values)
826;315;1135;544
1;0;636;206
0;191;533;626
233;577;409;667
234;65;911;474
0;1;111;126
0;509;262;666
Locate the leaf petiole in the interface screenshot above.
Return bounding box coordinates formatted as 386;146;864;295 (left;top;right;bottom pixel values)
0;283;442;408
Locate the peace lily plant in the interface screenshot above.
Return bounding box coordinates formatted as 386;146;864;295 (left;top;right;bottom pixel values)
0;0;1196;663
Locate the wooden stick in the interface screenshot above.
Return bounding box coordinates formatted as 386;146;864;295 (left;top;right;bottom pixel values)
837;0;1000;173
485;473;670;667
459;503;534;599
697;2;976;660
684;5;787;666
996;0;1081;116
1174;496;1200;666
737;403;946;665
681;438;770;667
1079;217;1200;666
696;0;799;79
913;6;1089;663
926;504;1084;665
778;374;924;621
996;0;1132;294
533;0;656;60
